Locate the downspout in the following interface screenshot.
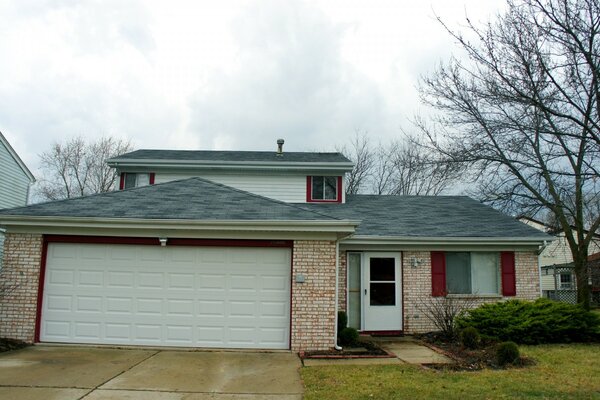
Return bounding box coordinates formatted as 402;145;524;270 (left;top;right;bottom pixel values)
334;238;342;351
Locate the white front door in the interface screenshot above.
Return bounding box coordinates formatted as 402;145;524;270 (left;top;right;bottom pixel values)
363;252;402;331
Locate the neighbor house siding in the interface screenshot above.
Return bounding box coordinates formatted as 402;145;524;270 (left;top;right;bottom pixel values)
402;251;540;333
291;240;336;351
0;140;30;209
0;233;43;342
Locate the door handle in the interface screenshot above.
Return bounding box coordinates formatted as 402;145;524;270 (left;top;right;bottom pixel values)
364;289;367;295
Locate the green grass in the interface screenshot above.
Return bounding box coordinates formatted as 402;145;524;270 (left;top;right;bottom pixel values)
301;344;600;399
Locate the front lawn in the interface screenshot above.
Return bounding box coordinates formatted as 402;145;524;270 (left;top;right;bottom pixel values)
301;344;600;399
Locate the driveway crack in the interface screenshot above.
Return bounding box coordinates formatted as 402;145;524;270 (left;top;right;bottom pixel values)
78;350;160;400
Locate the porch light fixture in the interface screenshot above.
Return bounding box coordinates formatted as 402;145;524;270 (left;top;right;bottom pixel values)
410;257;422;268
159;237;168;247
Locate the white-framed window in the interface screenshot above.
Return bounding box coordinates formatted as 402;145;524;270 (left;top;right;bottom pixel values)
123;173;150;189
446;252;500;295
309;176;338;201
559;273;574;290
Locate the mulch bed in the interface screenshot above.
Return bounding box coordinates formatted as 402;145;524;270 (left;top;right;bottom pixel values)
301;341;394;359
0;338;29;353
417;332;536;371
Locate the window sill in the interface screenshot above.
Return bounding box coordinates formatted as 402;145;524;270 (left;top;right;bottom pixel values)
446;294;503;299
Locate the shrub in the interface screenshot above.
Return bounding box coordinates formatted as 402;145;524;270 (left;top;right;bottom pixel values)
416;294;479;339
456;298;600;344
339;327;359;346
497;341;520;366
460;326;480;349
337;311;348;334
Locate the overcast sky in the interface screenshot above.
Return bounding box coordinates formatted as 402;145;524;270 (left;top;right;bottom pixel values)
0;0;505;175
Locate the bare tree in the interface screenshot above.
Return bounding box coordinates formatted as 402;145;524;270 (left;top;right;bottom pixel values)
419;0;600;308
37;136;133;201
416;293;480;339
336;131;375;194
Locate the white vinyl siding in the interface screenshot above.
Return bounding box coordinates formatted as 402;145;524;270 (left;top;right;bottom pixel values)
0;140;30;209
154;172;307;203
41;243;291;349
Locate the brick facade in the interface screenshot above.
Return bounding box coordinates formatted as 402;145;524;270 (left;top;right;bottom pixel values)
339;250;541;334
0;233;43;342
291;240;337;351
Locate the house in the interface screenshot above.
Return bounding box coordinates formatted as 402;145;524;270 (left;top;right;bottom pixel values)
0;131;35;268
519;216;600;304
0;141;549;352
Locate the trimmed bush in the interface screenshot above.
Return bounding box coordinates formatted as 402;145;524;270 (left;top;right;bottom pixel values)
497;341;520;366
339;327;359;346
337;311;348;334
460;326;480;349
456;298;600;344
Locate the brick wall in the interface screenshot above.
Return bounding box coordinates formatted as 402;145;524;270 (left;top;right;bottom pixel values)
0;233;43;342
338;251;347;312
291;240;337;352
403;251;540;333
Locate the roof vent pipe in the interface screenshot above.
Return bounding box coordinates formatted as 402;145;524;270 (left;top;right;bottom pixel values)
276;139;284;155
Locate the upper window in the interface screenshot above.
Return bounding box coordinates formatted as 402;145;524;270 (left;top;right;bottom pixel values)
121;173;152;189
308;176;340;202
445;252;500;295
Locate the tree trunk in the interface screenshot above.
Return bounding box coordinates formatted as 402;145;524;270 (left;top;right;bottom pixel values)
573;255;590;310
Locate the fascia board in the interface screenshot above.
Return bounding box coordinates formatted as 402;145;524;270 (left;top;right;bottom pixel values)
0;216;359;233
107;159;354;172
343;235;553;247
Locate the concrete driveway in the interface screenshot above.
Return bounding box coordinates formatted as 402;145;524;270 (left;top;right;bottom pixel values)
0;346;303;400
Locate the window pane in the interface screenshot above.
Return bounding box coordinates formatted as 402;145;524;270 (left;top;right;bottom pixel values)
124;173;137;189
370;258;395;281
324;176;337;200
347;253;361;329
446;252;471;294
471;253;499;294
312;176;324;199
348;254;361;290
136;173;150;187
370;283;395;305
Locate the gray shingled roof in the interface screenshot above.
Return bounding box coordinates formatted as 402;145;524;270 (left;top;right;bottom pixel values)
109;149;352;164
0;178;338;221
301;195;550;238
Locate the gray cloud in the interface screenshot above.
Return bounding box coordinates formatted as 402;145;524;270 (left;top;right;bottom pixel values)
187;0;388;151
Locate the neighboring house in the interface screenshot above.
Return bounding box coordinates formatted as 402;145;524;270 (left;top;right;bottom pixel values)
519;216;600;304
0;142;549;352
0;131;35;268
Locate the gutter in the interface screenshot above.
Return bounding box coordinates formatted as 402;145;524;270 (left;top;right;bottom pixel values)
108;159;354;172
0;215;360;233
344;235;552;247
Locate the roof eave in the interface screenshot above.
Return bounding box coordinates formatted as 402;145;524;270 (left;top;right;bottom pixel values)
0;215;360;233
107;159;354;172
343;235;553;246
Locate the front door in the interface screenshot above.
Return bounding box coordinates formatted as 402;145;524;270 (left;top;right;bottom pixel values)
363;252;402;331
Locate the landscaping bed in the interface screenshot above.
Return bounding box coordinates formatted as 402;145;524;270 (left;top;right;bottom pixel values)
301;340;393;359
418;332;535;371
0;338;29;353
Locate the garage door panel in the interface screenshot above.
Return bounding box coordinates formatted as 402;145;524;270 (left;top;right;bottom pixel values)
41;243;291;349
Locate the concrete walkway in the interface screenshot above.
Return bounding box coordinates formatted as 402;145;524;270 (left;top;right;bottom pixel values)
303;336;453;366
0;346;303;400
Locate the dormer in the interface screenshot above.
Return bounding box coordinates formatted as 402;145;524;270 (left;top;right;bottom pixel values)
107;140;354;203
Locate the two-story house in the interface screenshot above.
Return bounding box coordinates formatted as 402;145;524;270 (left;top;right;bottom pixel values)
0;141;549;352
0;131;35;268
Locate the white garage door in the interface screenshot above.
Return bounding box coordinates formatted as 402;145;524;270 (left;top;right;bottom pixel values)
41;243;291;349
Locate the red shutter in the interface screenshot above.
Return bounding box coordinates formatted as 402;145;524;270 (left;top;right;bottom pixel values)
119;173;125;190
306;176;312;202
501;251;516;296
431;251;446;296
336;176;343;203
149;173;155;185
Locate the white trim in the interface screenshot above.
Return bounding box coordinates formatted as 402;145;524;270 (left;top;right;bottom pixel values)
343;235;550;247
108;159;354;172
0;131;35;183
